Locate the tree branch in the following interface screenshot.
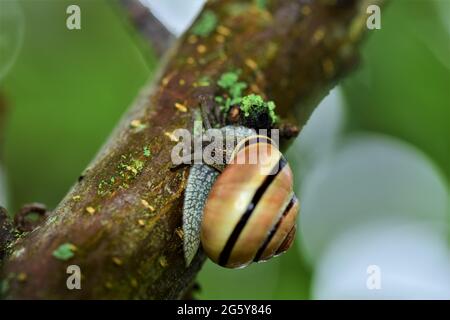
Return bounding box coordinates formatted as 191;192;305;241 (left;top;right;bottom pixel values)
1;0;383;299
117;0;175;58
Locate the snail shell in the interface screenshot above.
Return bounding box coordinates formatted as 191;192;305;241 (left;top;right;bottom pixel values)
200;136;299;268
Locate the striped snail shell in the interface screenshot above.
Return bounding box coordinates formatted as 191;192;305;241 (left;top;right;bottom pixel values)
182;126;255;266
200;135;299;268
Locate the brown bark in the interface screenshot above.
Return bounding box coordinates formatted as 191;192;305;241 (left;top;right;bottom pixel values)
1;0;384;299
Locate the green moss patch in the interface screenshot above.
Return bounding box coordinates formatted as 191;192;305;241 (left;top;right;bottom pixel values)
241;94;278;124
98;153;146;196
191;10;218;37
52;243;76;261
215;71;279;126
215;70;247;113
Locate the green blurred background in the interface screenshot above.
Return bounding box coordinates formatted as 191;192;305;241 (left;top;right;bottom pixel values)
1;0;448;299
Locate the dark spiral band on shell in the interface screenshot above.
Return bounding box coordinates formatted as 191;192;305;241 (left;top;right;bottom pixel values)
218;157;288;266
253;195;297;262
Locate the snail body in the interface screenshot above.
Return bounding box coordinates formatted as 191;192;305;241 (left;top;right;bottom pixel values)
182;126;299;268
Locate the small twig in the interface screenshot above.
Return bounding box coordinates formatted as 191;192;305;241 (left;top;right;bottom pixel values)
117;0;175;58
14;203;49;233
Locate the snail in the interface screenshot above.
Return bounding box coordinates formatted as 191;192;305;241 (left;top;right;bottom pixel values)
182;100;299;268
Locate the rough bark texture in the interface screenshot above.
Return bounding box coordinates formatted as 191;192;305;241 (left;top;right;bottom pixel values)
1;0;383;299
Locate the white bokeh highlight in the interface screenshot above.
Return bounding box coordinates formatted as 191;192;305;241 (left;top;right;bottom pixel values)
140;0;205;36
299;133;448;264
286;88;346;183
313;220;450;299
0;0;25;82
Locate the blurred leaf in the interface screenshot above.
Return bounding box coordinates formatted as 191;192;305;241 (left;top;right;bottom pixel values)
342;0;450;180
198;259;281;300
2;0;156;210
272;242;311;300
0;0;25;81
198;242;311;299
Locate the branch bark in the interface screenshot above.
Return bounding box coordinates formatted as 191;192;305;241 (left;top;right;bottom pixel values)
1;0;383;299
